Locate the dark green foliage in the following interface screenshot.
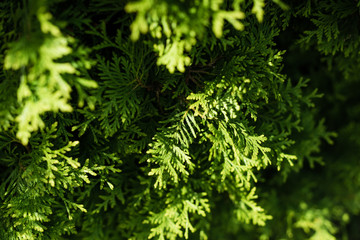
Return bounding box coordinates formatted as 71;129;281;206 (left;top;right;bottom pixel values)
0;0;359;239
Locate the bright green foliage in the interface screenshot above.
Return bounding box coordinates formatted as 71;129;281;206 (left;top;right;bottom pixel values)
125;0;287;73
1;0;359;239
3;0;97;145
0;122;97;239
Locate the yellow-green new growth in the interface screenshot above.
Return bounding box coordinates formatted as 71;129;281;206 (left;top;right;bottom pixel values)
4;7;97;145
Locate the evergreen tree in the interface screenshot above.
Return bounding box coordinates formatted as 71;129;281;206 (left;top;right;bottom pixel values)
0;0;359;239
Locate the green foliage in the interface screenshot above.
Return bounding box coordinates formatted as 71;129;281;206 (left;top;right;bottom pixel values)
0;122;97;239
125;0;287;73
3;0;97;145
1;0;359;239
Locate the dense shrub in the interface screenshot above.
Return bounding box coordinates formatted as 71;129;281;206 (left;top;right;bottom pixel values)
1;0;359;239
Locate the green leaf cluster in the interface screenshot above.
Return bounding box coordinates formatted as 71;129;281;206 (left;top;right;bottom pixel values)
1;0;359;239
